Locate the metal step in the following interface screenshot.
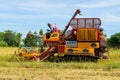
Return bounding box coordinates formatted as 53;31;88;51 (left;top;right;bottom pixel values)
39;44;58;61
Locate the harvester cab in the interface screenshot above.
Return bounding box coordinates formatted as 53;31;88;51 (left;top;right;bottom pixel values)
42;23;60;46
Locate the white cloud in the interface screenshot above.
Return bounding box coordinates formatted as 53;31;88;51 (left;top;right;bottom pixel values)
101;13;120;22
0;0;71;20
20;2;66;9
0;0;119;23
73;0;120;8
0;0;66;13
15;1;67;13
0;13;50;19
0;12;71;20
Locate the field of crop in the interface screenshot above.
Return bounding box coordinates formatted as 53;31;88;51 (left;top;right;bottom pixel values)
0;47;120;80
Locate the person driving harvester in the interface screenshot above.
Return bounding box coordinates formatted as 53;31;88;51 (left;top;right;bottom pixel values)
46;23;59;39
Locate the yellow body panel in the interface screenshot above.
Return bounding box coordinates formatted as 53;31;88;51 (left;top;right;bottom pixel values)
78;42;99;48
65;47;94;56
23;53;41;58
43;32;59;42
64;42;99;56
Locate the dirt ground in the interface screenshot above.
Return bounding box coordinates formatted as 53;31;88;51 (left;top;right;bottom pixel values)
0;67;120;80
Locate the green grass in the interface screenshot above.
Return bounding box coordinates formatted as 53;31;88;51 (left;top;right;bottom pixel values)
0;48;120;70
0;48;120;80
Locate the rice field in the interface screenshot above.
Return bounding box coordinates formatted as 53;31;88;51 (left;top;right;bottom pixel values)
0;47;120;80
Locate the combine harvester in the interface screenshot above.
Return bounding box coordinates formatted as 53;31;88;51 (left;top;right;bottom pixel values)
27;9;108;61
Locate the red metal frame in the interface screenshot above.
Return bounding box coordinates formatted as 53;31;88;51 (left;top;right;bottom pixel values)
58;45;65;53
70;18;101;29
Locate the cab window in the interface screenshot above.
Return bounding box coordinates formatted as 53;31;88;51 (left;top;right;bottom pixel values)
78;19;84;28
52;33;58;37
70;19;77;29
94;19;101;28
86;19;92;28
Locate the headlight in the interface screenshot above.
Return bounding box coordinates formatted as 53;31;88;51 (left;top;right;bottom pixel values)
91;43;97;47
68;49;73;53
83;49;89;53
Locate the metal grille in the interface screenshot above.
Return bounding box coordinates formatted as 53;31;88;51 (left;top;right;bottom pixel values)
77;29;87;40
77;28;97;41
88;29;97;40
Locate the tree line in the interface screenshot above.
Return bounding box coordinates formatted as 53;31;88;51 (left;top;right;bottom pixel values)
107;32;120;48
0;29;120;48
0;29;43;47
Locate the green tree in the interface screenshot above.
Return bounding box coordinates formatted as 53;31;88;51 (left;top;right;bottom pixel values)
39;29;43;35
4;30;22;47
0;41;8;46
108;32;120;48
0;32;8;46
23;31;38;47
32;31;38;46
0;32;5;41
4;30;16;46
16;33;22;47
23;31;32;47
23;30;44;47
39;29;44;46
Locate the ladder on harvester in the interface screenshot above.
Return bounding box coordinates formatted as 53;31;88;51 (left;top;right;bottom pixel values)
39;44;58;61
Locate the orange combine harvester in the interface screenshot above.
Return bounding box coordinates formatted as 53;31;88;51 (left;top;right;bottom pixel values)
26;9;108;61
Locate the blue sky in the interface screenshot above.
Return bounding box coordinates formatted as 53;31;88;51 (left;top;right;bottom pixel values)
0;0;120;38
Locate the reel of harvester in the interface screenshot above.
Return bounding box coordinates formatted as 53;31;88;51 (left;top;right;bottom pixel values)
14;47;41;61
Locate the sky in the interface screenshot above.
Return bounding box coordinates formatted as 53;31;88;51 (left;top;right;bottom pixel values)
0;0;120;38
